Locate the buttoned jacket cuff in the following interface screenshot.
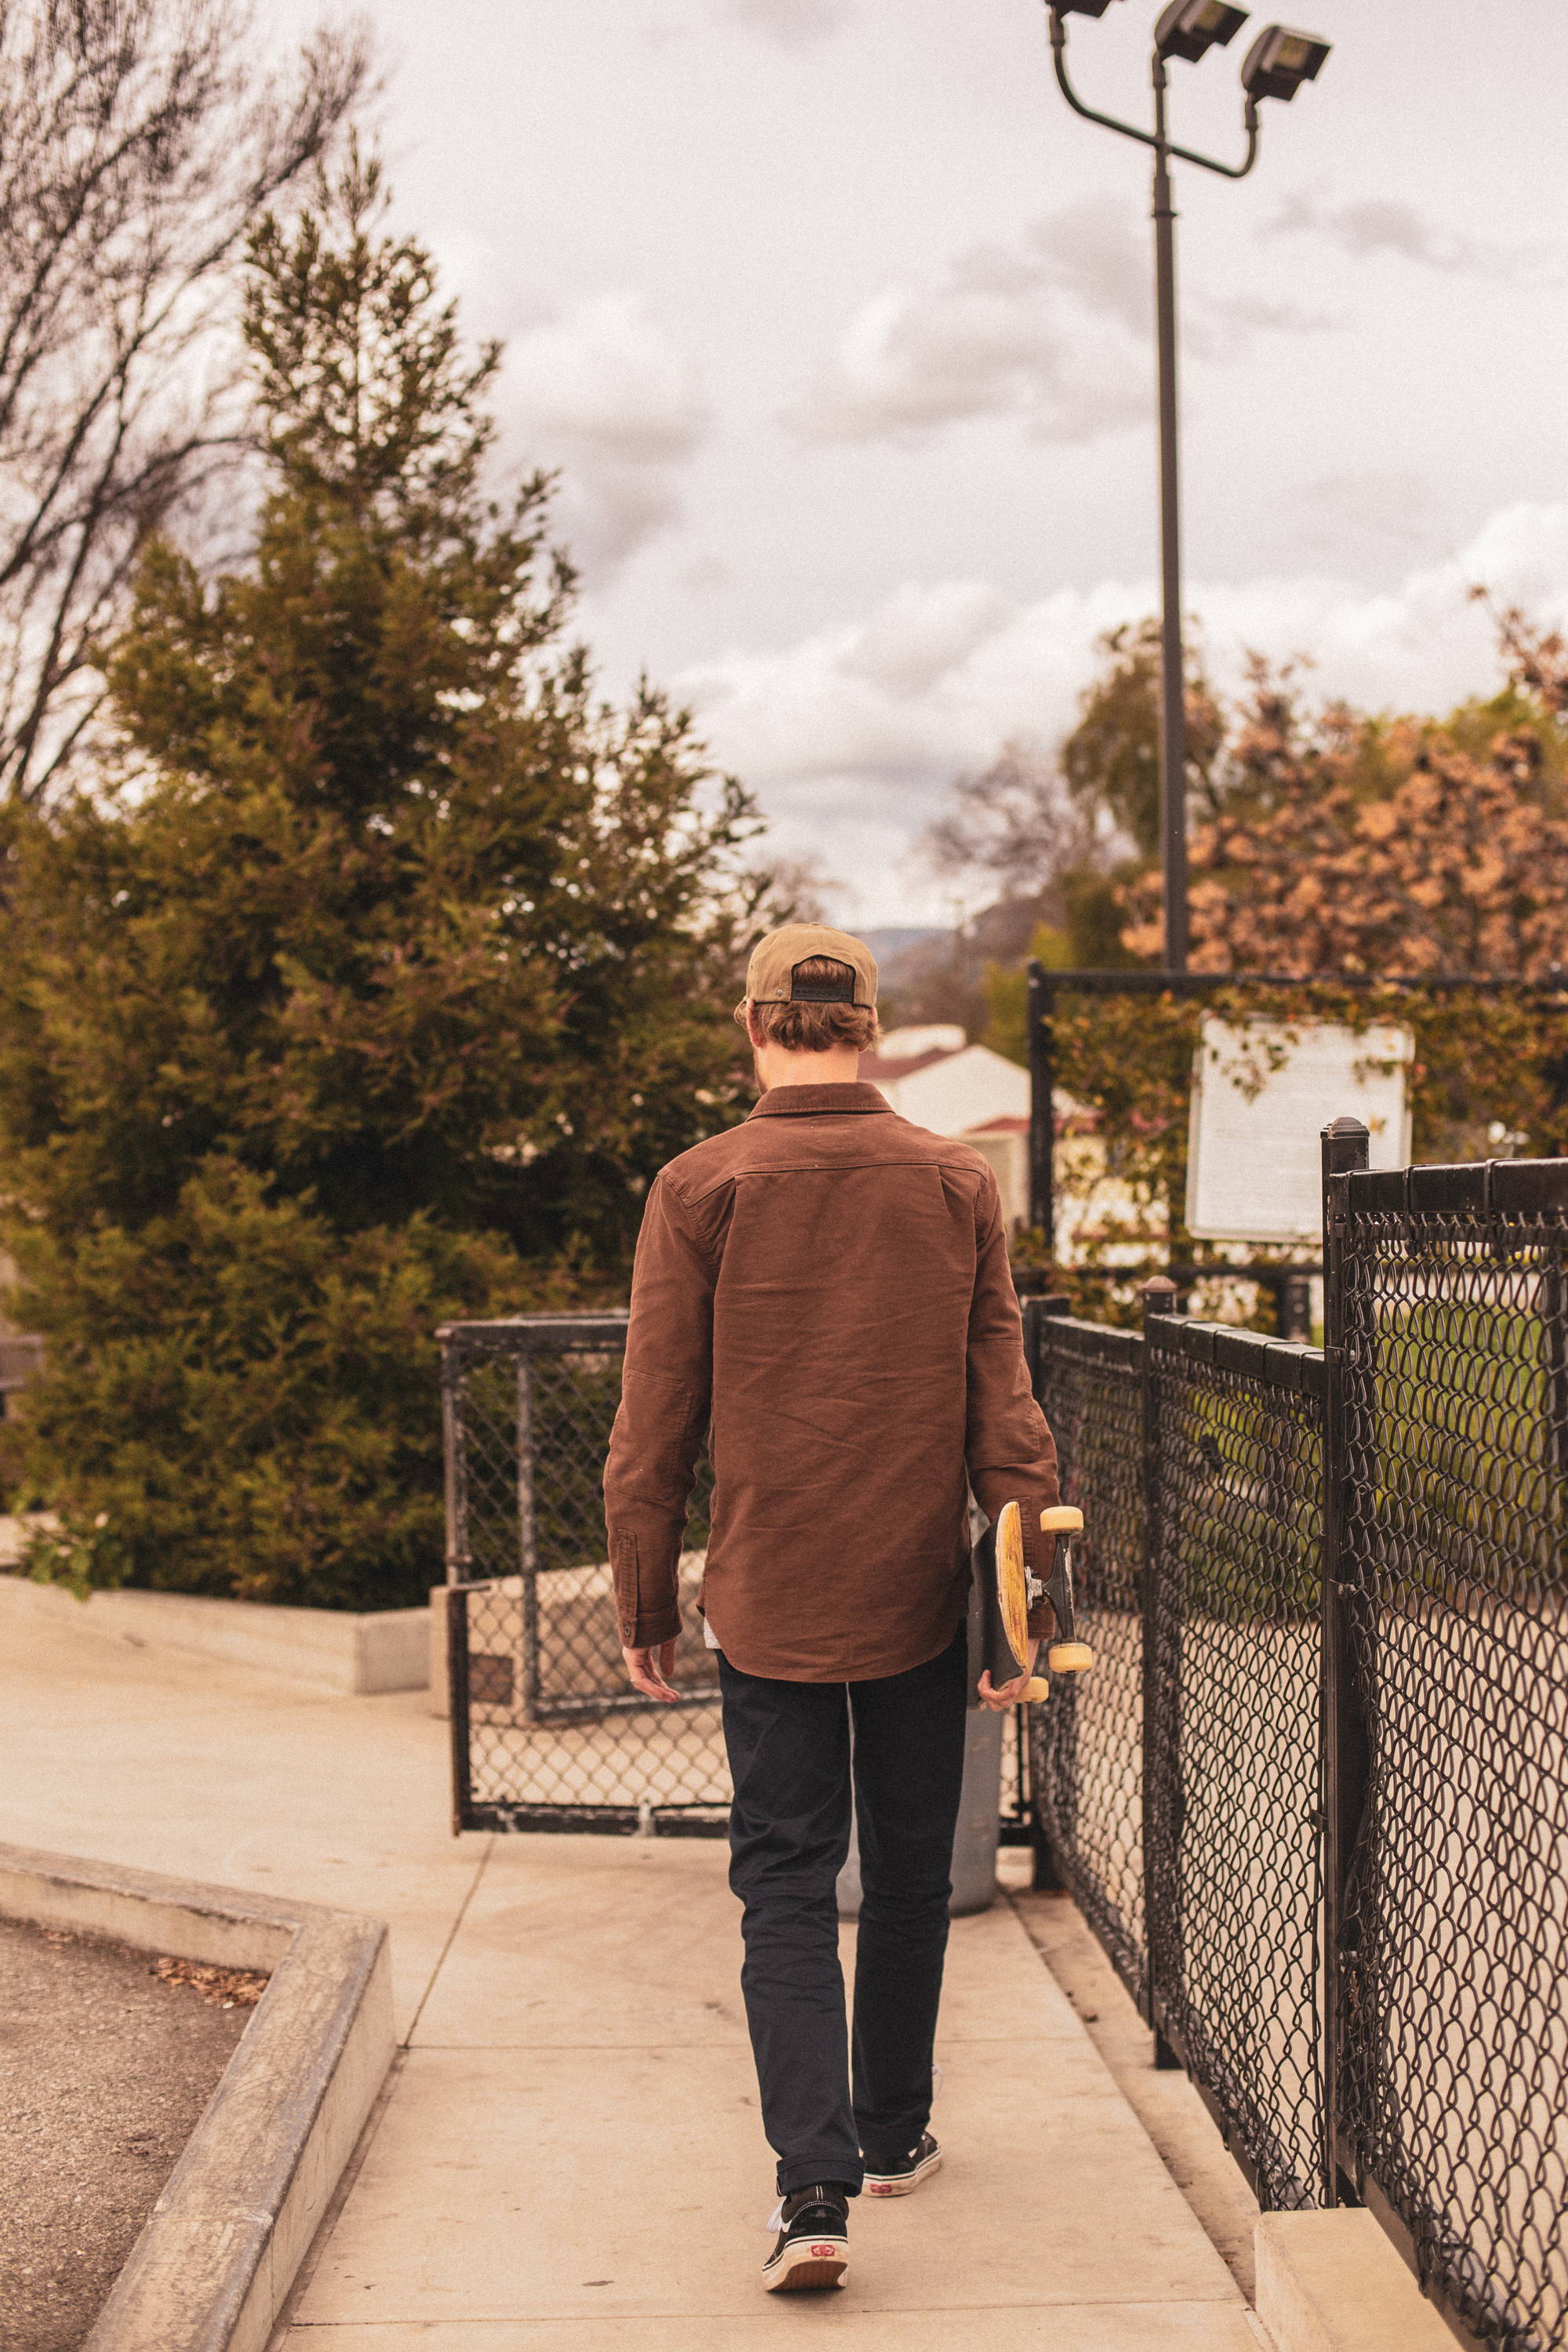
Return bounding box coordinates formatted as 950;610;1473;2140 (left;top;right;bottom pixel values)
619;1606;682;1651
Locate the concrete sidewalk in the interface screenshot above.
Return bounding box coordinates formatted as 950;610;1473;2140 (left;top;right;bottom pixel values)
0;1599;1264;2350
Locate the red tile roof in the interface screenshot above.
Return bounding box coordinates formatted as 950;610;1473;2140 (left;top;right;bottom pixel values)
858;1045;962;1084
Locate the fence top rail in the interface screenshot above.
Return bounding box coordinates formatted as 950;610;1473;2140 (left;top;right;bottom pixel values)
439;1312;630;1356
1342;1156;1568;1221
1145;1312;1327;1401
1028;964;1568;1001
1033;1310;1143;1372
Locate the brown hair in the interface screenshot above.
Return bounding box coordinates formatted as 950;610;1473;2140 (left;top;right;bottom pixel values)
737;956;880;1054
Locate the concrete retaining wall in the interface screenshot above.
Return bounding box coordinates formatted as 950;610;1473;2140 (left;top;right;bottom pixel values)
0;1558;427;1693
0;1841;395;2352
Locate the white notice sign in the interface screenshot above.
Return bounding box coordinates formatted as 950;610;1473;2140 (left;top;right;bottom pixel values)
1185;1017;1413;1245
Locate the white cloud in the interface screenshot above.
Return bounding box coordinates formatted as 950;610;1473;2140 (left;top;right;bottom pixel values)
501;294;710;575
1294;470;1439;560
1274;194;1475;270
784;201;1326;447
724;0;853;47
785;208;1146;447
679;503;1568;925
837;581;1012;701
1027;203;1149;341
1270;194;1563;284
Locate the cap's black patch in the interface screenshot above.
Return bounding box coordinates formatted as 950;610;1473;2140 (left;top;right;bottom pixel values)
790;959;855;1004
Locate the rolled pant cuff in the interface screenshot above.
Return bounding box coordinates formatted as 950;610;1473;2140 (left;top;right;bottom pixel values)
778;2165;862;2198
855;2119;927;2161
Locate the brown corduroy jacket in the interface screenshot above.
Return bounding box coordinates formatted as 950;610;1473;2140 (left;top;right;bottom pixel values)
602;1081;1060;1682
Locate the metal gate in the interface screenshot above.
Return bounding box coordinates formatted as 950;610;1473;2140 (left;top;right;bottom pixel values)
441;1314;728;1835
441;1312;1033;1842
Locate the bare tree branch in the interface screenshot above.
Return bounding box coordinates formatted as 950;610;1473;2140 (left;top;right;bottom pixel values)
0;0;371;800
920;738;1098;910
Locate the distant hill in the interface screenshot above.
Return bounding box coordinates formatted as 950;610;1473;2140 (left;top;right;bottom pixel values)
864;898;1050;1043
860;926;946;964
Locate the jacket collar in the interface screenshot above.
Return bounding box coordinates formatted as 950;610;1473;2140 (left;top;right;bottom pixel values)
748;1082;893;1120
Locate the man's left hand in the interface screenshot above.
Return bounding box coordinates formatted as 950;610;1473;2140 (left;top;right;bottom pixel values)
977;1636;1042;1711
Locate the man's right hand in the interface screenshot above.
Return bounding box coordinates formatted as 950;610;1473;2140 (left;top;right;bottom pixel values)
622;1639;682;1704
976;1635;1042;1711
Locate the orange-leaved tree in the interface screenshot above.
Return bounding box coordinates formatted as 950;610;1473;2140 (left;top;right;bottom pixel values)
1124;610;1568;978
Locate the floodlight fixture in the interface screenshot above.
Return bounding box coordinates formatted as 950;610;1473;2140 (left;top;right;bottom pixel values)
1240;24;1330;101
1155;0;1249;64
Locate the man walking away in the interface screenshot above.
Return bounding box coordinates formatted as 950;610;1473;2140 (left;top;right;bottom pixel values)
604;923;1059;2292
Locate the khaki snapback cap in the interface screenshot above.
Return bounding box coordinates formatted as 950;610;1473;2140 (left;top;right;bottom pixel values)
745;923;878;1007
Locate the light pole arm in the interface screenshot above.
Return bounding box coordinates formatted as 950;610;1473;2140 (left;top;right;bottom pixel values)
1047;10;1261;179
1170;100;1259;181
1047;10;1157;150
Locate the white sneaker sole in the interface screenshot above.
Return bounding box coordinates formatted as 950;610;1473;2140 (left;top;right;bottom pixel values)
863;2146;942;2198
761;2234;849;2292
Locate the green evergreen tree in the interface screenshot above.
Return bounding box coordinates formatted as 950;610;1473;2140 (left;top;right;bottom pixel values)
0;152;760;1608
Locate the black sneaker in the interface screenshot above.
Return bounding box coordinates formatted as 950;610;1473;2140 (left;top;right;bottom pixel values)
862;2131;942;2197
760;2183;851;2292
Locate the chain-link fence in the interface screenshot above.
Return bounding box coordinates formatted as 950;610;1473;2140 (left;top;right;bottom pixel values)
1332;1158;1568;2350
1029;1301;1327;2210
1029;1144;1568;2349
440;1315;729;1835
1025;1314;1147;2002
1143;1313;1327;2211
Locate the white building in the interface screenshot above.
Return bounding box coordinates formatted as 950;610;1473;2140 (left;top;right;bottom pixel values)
862;1028;1031;1225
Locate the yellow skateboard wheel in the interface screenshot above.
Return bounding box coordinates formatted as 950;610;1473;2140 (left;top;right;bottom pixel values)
1047;1641;1094;1675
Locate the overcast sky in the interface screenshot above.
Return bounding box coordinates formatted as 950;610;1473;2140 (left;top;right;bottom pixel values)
267;0;1568;924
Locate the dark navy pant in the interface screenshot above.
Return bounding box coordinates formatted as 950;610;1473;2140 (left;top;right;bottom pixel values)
717;1623;969;2195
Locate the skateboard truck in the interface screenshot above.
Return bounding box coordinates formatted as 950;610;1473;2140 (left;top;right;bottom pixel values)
976;1501;1092;1703
1041;1502;1093;1676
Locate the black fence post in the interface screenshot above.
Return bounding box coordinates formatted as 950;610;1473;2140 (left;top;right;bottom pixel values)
1028;961;1056;1254
1020;1290;1068;1393
447;1584;474;1836
516;1350;540;1719
1141;1272;1181;2067
1029;1290;1073;1891
1281;1269;1314;1343
1544;1238;1568;1485
1320;1116;1370;2203
439;1330;470;1586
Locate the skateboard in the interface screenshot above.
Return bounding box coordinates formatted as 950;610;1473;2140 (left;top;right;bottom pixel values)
977;1501;1092;1701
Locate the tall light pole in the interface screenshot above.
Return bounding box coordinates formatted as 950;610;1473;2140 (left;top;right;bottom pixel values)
1046;3;1330;972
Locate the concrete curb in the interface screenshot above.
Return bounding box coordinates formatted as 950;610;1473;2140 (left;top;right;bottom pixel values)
0;1564;427;1693
1254;2211;1457;2351
0;1840;396;2352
